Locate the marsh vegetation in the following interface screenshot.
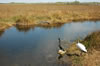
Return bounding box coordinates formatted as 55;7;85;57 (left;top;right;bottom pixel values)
0;4;100;29
66;31;100;66
0;3;100;66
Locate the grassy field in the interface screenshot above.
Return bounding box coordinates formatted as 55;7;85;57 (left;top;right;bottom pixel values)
0;4;100;26
0;4;100;66
66;31;100;66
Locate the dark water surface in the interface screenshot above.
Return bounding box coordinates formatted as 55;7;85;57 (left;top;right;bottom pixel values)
0;21;100;66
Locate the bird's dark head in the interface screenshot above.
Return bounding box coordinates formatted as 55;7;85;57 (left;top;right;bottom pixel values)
58;38;60;41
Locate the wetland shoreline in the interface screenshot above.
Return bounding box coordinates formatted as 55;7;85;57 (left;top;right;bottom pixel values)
65;31;100;66
0;4;100;66
0;4;100;30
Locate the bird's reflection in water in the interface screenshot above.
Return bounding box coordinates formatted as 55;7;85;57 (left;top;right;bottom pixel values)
58;54;63;60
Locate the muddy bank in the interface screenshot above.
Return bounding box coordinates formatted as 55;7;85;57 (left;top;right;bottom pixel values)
65;31;100;66
0;19;100;35
1;17;100;32
0;23;13;37
0;17;100;32
0;22;13;31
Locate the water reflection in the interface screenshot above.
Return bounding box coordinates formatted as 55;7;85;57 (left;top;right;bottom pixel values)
15;24;35;32
62;21;100;42
0;30;5;37
15;24;64;32
0;21;100;66
37;24;64;29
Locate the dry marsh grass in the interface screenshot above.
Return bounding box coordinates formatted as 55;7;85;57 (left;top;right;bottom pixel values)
0;4;100;32
67;31;100;66
83;32;100;51
0;4;100;25
0;22;12;30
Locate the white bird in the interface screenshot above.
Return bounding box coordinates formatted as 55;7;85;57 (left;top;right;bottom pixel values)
76;41;87;53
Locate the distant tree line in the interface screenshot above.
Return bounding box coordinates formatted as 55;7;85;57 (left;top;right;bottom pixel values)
0;1;100;5
56;1;100;5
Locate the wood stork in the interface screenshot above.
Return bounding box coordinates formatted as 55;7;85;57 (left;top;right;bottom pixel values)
76;40;87;54
58;38;66;55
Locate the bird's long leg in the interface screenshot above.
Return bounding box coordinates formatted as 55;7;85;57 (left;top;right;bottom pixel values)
80;51;85;56
80;51;83;56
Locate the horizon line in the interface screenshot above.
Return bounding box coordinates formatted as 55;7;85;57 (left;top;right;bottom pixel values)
0;1;100;4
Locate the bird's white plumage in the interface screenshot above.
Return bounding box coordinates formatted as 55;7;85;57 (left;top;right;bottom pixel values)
58;50;66;55
76;42;87;52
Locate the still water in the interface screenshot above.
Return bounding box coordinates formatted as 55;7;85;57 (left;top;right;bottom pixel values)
0;21;100;66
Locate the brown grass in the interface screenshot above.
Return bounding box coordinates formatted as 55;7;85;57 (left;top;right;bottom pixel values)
0;4;100;31
0;4;100;25
66;31;100;66
83;32;100;51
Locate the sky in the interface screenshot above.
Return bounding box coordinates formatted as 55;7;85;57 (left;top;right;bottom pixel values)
0;0;100;3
